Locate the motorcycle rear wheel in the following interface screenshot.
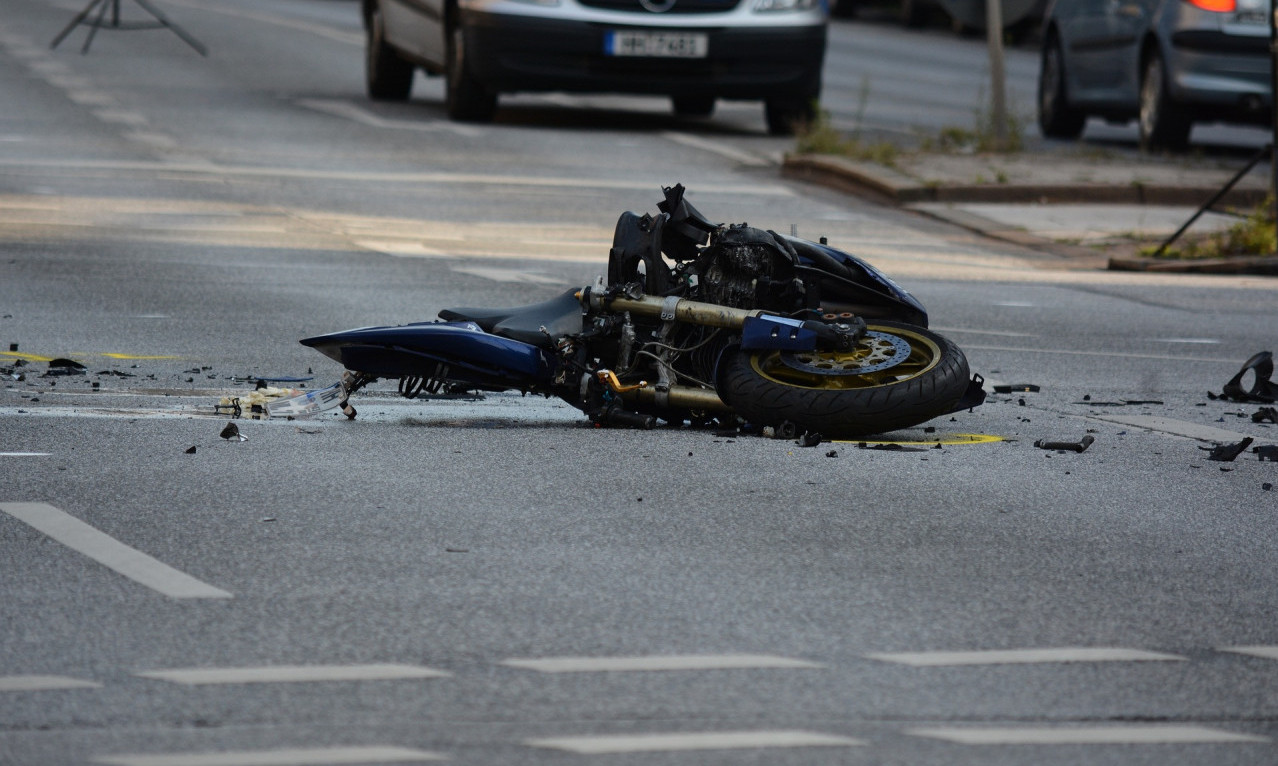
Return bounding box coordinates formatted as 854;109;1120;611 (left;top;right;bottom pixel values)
719;321;971;438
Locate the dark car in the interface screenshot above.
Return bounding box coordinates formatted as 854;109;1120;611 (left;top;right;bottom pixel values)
1039;0;1272;151
363;0;827;134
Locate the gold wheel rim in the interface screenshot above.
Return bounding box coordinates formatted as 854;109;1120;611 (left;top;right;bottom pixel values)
751;326;943;390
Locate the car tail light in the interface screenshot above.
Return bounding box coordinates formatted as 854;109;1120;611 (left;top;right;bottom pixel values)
1184;0;1237;11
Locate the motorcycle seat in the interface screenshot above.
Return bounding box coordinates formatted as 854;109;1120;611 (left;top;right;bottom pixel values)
438;288;584;347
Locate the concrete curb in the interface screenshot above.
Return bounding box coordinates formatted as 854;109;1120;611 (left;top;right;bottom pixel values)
782;153;1274;275
781;153;1270;207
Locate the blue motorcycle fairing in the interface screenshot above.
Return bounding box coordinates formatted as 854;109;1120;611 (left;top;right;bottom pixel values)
300;320;554;388
778;234;929;327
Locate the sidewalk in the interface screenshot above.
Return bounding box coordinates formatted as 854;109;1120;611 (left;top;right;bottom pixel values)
782;147;1278;275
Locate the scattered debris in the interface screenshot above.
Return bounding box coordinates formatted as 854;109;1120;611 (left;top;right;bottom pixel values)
1254;407;1278;424
215;381;344;419
858;442;927;452
796;432;823;448
262;517;276;523
994;383;1040;393
184;446;197;454
1202;437;1253;462
1264;483;1274;491
43;358;86;376
1254;445;1278;462
1212;351;1278;403
1034;435;1095;453
825;450;838;458
219;422;246;441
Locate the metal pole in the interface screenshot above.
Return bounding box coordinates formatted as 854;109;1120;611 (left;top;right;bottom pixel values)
986;0;1007;150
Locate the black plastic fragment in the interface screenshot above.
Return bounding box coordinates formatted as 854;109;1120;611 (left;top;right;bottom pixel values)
994;383;1040;393
858;442;927;452
1218;352;1278;403
1034;435;1095;453
219;422;240;440
43;358;86;376
1202;437;1254;462
1254;445;1278;462
1253;407;1278;424
797;432;823;448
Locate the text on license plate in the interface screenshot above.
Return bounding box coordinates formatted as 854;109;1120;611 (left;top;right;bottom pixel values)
605;31;708;58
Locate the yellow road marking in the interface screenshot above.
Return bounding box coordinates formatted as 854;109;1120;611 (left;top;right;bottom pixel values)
836;433;1004;446
100;353;180;360
1;351;55;362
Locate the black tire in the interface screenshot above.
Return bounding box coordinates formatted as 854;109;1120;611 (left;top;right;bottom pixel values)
366;5;414;101
1038;32;1085;139
765;99;815;136
672;96;716;118
446;25;497;122
900;0;928;27
1138;50;1190;152
718;321;972;438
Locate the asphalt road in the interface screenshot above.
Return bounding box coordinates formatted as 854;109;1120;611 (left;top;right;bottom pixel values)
3;2;1278;765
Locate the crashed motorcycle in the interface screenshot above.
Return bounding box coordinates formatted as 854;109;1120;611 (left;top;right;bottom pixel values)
299;185;984;438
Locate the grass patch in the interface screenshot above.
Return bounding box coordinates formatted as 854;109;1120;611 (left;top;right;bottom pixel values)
794;108;899;167
1145;197;1276;260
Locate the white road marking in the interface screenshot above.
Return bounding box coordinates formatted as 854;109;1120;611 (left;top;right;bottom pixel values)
866;648;1186;666
1220;646;1278;660
0;675;101;691
930;326;1037;338
965;344;1237;365
908;725;1268;745
0;502;231;599
92;746;445;766
526;730;864;754
502;654;824;673
297;99;481;137
1;452;51;457
150;0;365;46
1155;338;1220;344
0;158;796;196
661;131;770;167
451;266;563;285
135;664;450;685
1088;415;1263;444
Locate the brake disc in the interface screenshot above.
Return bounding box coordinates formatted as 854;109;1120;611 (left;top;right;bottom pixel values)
779;330;912;376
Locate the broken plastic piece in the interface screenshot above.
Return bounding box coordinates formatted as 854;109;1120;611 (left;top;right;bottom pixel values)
1253;407;1278;424
1219;352;1278;403
796;432;823;447
219;422;246;442
1034;435;1095;453
1253;445;1278;462
993;383;1040;393
263;381;345;418
44;358;86;376
1202;437;1253;462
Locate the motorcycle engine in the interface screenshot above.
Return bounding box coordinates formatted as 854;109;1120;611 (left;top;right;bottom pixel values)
696;224;803;312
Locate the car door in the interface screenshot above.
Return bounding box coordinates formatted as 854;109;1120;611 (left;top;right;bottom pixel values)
380;0;447;68
1053;0;1145;103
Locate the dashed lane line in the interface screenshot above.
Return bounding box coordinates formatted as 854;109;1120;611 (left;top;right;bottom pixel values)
0;502;231;599
866;648;1187;667
1085;414;1268;444
91;746;445;766
0;675;101;691
501;654;823;673
135;664;450;685
907;725;1269;745
1220;646;1278;660
526;730;865;754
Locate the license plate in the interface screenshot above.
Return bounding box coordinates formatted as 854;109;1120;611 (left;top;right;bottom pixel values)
605;31;708;58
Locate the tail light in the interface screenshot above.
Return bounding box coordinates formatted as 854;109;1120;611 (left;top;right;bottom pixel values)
1184;0;1237;11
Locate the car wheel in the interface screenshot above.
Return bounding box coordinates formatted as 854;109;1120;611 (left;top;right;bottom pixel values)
672;96;715;118
900;0;928;27
366;5;413;101
765;99;815;136
446;25;496;122
1139;50;1190;152
1038;33;1085;139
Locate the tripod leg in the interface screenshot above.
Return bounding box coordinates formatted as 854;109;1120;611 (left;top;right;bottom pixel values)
130;0;208;56
81;0;115;54
50;0;106;49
